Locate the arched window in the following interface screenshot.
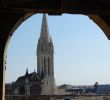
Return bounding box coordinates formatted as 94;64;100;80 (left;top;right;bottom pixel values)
44;58;46;75
48;57;50;75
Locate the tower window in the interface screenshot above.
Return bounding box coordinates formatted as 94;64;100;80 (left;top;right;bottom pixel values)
44;58;46;75
48;58;50;75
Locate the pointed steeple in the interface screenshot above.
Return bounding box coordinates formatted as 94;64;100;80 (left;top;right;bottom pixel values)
37;14;56;95
25;68;28;77
40;14;51;42
37;13;54;76
34;68;36;72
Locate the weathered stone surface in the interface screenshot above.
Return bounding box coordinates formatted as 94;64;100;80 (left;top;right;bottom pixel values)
5;95;110;100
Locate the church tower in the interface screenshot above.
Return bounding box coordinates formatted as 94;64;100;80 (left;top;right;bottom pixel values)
37;14;56;95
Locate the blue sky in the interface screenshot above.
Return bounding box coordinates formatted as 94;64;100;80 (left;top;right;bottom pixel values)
6;14;110;85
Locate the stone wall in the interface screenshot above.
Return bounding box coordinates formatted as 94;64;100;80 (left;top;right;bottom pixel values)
5;95;110;100
6;95;51;100
73;96;110;100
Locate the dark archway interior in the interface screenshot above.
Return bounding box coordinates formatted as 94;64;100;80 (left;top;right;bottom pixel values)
1;0;110;100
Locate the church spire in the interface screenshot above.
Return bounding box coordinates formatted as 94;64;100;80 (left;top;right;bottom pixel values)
40;14;51;42
37;14;54;76
37;14;56;95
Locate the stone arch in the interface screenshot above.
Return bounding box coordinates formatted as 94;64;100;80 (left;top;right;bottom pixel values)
89;15;110;39
1;13;34;100
1;13;110;100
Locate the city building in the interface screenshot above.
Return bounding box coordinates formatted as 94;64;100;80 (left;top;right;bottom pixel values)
58;82;110;95
6;14;56;95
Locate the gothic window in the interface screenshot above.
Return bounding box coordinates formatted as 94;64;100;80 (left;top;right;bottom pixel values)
41;45;42;50
48;57;50;75
42;58;44;71
44;58;46;75
19;86;25;95
41;44;44;52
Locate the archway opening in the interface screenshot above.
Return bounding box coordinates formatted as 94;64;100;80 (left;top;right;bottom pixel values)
4;14;110;98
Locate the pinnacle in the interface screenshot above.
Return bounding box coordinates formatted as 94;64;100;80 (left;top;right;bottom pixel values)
40;14;51;42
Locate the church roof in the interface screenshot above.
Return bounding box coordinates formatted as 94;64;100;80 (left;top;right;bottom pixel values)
15;71;41;84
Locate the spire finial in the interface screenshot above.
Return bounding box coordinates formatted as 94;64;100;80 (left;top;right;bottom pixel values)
40;14;51;42
25;67;28;76
34;68;35;72
42;14;47;25
41;14;48;29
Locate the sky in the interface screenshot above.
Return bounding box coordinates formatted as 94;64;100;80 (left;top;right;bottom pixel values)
6;14;110;85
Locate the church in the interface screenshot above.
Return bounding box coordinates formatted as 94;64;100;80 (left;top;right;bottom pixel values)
6;14;56;95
